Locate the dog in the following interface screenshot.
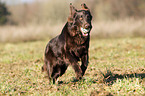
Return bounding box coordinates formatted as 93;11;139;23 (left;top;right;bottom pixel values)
42;3;92;84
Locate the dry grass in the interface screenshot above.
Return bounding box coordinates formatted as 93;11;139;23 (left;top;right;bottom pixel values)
92;18;145;38
1;18;145;43
0;23;64;43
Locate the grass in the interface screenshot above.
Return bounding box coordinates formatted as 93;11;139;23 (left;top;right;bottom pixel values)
0;37;145;95
92;18;145;38
1;18;145;43
0;23;64;42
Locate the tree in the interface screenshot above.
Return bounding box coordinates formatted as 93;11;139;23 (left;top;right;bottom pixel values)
0;2;10;25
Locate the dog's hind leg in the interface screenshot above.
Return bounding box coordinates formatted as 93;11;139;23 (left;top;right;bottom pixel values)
51;66;61;84
52;73;60;84
45;61;53;84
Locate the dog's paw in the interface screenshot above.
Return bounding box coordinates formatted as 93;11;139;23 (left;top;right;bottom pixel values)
58;81;63;84
72;78;79;82
76;75;82;80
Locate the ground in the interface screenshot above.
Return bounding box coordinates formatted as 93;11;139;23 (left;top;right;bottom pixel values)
0;37;145;95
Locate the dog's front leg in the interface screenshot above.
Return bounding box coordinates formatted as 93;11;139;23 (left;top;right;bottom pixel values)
81;53;88;76
66;50;83;80
72;61;82;80
68;55;82;80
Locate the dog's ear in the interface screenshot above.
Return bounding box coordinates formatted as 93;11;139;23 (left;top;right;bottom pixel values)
81;3;89;11
70;3;77;17
68;3;77;23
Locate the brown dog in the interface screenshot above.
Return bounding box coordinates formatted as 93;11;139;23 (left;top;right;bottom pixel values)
42;3;92;84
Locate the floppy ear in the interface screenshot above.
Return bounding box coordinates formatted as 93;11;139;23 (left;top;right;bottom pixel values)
81;3;89;11
68;3;77;23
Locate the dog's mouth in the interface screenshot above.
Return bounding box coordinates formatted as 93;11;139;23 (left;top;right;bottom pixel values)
80;27;90;36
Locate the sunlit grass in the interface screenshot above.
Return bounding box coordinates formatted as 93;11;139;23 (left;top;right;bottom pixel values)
106;78;145;95
0;38;145;95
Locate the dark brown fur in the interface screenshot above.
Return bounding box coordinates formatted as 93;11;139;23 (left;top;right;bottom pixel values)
42;3;92;84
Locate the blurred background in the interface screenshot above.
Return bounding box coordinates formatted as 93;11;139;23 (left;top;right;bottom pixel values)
0;0;145;42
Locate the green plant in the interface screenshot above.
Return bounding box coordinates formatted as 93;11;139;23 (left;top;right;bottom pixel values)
0;2;10;25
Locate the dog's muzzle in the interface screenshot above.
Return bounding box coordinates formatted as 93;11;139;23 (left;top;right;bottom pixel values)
80;27;90;36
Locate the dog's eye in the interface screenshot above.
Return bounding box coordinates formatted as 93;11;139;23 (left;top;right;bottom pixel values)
87;15;90;19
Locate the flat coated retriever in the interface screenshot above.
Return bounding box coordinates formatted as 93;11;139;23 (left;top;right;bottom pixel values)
42;3;92;84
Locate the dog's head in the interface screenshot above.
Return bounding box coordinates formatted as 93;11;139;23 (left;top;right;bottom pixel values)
68;3;92;37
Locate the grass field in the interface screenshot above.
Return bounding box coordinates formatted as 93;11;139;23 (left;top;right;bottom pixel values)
0;37;145;95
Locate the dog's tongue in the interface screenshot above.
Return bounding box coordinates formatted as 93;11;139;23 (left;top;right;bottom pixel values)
81;27;89;36
82;32;88;36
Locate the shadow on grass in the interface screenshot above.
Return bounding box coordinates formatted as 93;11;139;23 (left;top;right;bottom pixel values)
44;69;145;86
58;78;94;85
101;70;145;85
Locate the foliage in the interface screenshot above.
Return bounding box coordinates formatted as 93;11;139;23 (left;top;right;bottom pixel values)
6;0;145;25
0;2;10;25
94;0;145;20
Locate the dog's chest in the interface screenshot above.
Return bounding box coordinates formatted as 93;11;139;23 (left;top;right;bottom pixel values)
70;45;87;57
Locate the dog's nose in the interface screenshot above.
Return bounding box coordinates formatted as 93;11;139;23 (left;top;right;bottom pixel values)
84;24;90;29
